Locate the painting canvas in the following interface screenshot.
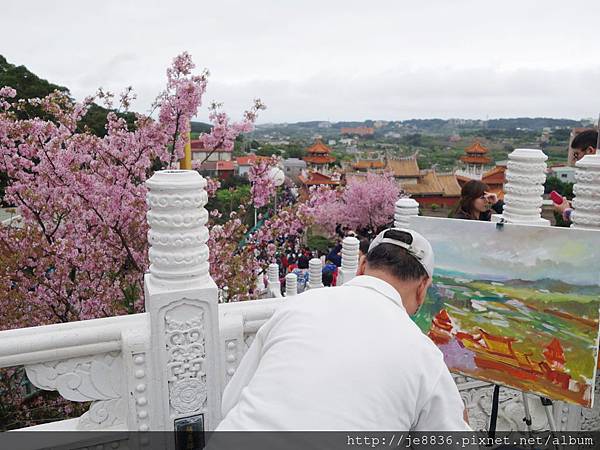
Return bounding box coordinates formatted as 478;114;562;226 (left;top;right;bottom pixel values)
409;216;600;408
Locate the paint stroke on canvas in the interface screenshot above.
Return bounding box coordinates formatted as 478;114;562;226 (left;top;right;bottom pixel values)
409;216;600;408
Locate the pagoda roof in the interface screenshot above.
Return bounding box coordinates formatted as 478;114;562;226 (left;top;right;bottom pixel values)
461;155;492;164
303;154;336;164
306;139;332;154
465;140;489;155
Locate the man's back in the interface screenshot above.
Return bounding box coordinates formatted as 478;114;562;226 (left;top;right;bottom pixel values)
217;275;469;431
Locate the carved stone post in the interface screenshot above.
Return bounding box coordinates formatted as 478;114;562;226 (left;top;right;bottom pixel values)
266;263;282;298
338;236;360;285
285;273;298;297
307;258;324;289
144;170;221;432
394;198;420;228
500;149;549;226
571;153;600;230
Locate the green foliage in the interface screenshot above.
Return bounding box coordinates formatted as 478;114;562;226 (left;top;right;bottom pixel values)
205;184;251;223
307;234;333;254
544;176;574;198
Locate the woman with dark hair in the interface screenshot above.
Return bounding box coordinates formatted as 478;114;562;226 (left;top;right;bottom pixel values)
453;180;503;221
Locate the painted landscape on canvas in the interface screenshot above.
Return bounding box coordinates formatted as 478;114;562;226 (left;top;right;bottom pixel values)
410;217;600;408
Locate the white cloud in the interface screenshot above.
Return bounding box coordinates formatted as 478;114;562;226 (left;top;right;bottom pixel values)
2;0;599;122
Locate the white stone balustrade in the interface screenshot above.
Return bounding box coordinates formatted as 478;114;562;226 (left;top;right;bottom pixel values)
266;263;282;297
394;198;420;228
571;153;600;230
285;272;298;297
500;148;549;226
307;257;324;289
338;236;360;285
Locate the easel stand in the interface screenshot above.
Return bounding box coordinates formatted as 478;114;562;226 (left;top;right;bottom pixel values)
488;387;557;438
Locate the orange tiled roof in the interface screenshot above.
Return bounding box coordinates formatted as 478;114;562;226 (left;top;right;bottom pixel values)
200;160;235;171
465;140;489;155
306;139;332;154
236;154;257;165
298;171;341;186
436;173;462;197
304;155;336;164
386;157;420;178
402;171;444;196
353;160;386;170
482;166;506;185
460;155;492;164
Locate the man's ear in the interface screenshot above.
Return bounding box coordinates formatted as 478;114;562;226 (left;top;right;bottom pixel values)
357;255;367;275
416;276;430;306
588;146;597;155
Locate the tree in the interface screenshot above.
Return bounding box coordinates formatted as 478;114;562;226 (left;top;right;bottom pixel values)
0;52;260;329
303;172;400;236
0;52;265;430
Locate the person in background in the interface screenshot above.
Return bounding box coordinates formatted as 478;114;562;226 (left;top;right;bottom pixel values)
554;130;599;223
322;259;338;286
322;270;334;287
453;180;503;221
327;241;342;267
359;238;371;259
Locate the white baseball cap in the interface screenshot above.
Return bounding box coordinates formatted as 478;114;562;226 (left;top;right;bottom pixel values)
368;228;434;278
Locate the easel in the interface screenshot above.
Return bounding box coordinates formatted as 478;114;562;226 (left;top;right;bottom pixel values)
487;385;557;438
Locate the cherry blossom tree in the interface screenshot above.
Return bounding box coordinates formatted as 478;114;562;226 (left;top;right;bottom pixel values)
0;52;261;330
303;172;401;236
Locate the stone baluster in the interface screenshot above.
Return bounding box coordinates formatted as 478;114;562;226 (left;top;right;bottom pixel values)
571;153;600;230
266;263;282;298
500;149;549;226
144;170;221;432
337;236;360;285
394;198;420;228
285;272;298;297
307;258;324;289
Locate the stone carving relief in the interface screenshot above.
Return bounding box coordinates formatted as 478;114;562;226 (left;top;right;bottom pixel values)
165;306;208;416
25;351;125;430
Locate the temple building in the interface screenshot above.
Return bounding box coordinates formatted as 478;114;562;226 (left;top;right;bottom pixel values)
303;139;336;172
455;140;492;180
345;153;461;208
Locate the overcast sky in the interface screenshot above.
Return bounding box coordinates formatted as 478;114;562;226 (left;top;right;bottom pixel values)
2;0;599;123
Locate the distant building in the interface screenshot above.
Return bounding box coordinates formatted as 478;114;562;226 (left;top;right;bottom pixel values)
344;153;461;207
339;138;355;146
191;139;232;162
283;158;307;182
549;165;576;183
328;139;337;146
455;140;492;180
236;154;258;177
303;139;336;172
340;126;375;136
198;160;235;180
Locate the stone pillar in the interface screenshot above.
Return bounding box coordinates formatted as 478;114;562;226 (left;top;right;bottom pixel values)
285;273;298;297
337;236;360;285
144;170;221;432
266;263;282;298
307;258;324;289
571;153;600;229
500;149;549;226
394;198;420;228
